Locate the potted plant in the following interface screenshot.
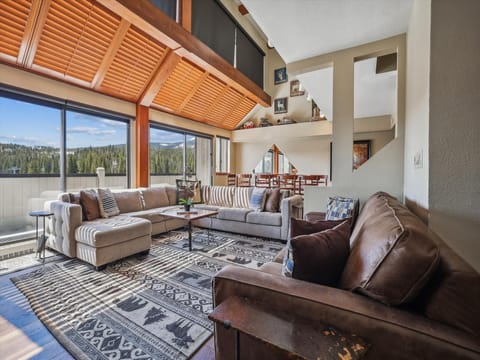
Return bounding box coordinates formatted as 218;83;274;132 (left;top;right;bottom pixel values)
179;197;193;212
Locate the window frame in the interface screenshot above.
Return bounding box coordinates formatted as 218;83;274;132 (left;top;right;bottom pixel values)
149;123;213;182
0;86;132;189
215;136;230;174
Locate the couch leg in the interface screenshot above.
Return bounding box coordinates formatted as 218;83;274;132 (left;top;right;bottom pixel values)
138;249;150;257
95;264;107;271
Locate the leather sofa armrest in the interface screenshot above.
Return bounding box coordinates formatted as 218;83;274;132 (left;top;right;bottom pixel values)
280;194;303;241
213;266;480;359
45;200;82;258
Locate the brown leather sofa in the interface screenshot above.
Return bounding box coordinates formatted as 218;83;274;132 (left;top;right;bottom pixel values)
211;192;480;359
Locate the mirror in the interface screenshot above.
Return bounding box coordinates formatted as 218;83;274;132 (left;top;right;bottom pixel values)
353;53;397;170
254;145;296;174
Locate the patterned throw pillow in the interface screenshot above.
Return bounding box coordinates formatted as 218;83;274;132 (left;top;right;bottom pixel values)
176;180;202;204
249;187;266;212
97;188;120;218
325;196;358;220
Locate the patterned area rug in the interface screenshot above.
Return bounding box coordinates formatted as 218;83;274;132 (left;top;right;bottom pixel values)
11;230;284;360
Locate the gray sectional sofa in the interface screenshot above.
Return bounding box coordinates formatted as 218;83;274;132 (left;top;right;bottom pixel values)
194;186;303;241
44;185;302;269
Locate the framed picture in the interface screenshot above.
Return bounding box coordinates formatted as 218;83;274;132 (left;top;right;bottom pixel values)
274;97;288;114
274;67;287;85
290;80;304;97
353;140;371;170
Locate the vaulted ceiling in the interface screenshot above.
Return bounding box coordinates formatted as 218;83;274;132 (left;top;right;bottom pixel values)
0;0;270;130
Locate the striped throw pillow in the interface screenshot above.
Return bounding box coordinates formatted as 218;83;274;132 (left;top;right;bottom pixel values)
208;186;234;207
232;187;251;208
98;188;120;218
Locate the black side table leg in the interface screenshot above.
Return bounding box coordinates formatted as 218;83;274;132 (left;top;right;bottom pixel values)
188;220;192;251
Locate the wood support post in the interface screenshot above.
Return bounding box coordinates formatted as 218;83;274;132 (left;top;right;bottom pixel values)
181;0;192;33
136;104;149;187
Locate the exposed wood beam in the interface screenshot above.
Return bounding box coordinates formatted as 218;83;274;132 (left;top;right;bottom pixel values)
135;104;149;187
139;49;181;107
180;0;192;33
96;0;271;107
176;71;209;112
238;5;249;16
92;18;130;89
17;0;51;67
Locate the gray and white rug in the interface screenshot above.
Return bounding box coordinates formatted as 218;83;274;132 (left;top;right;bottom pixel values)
11;230;284;359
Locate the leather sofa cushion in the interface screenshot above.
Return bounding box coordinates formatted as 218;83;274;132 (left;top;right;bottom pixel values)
246;212;282;226
113;190;143;213
339;192;440;306
412;230;480;337
75;215;151;248
218;208;253;222
259;261;282;275
289;221;351;286
273;247;287;263
142;187;169;210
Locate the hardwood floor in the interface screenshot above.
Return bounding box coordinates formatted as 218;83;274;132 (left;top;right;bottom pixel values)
0;260;215;360
0;264;73;360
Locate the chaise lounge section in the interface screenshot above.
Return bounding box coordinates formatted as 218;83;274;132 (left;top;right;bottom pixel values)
45;185;185;269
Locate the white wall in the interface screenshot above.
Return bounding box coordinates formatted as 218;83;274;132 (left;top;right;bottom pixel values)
286;35;406;214
428;0;480;271
404;0;430;210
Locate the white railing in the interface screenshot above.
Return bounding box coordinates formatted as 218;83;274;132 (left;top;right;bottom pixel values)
0;175;127;242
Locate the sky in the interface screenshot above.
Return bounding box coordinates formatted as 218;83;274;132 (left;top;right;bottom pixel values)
0;97;127;148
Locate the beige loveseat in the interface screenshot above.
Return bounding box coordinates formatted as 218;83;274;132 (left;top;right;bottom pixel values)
45;185;185;269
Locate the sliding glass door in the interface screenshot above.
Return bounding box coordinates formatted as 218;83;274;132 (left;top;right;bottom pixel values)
150;125;212;186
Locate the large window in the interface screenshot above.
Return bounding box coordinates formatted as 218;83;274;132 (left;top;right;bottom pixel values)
215;137;230;173
150;125;212;185
192;0;264;87
66;110;129;190
0;88;130;243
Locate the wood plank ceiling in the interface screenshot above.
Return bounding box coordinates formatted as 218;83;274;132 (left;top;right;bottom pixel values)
0;0;270;130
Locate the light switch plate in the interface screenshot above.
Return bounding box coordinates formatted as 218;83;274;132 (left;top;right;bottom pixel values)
414;149;423;169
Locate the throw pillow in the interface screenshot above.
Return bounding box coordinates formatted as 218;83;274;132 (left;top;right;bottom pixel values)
282;221;351;286
176;180;202;204
69;193;86;221
249;187;266;212
325;196;358;220
290;217;349;238
339;192;440;306
264;188;281;212
79;189;100;221
97;188;120;218
232;187;251;208
207;186;234;206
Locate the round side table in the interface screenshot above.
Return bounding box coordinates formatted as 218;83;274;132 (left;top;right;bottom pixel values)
28;210;53;263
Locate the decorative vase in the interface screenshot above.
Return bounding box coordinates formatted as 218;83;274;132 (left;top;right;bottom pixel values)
184;204;191;212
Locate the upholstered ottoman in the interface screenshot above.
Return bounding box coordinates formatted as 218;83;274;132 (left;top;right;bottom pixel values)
75;215;152;269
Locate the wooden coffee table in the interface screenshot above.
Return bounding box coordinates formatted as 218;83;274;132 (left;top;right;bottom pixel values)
162;208;218;251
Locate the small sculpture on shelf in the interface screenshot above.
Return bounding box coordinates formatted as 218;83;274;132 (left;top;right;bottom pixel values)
259;117;272;127
242;120;255;129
